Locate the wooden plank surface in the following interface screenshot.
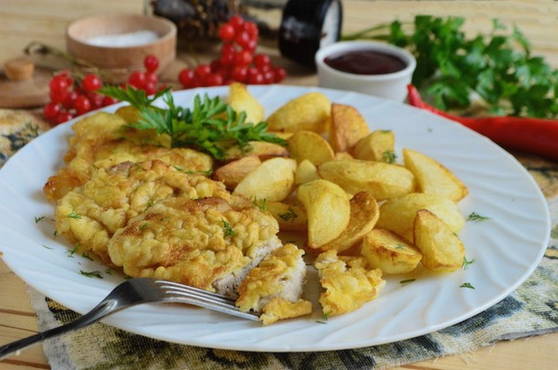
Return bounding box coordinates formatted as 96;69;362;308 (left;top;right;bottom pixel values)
1;1;558;369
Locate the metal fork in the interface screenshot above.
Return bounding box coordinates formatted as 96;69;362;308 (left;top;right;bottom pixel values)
0;278;258;360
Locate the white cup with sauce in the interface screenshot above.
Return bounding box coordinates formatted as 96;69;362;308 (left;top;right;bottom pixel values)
315;41;416;102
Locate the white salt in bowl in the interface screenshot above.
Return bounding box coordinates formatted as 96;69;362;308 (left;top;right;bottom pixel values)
66;14;176;74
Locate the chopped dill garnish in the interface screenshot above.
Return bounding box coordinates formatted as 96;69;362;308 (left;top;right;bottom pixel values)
253;198;268;212
222;220;236;237
139;223;149;231
66;212;81;219
173;165;213;176
460;282;475;289
279;207;297;221
82;253;93;261
466;212;490;222
34;216;46;223
80;270;103;279
382;150;397;164
400;279;416;284
41;245;53;250
315;320;328;324
462;257;475;270
67;247;77;257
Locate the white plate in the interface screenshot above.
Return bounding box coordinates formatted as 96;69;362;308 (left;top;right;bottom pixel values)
0;85;550;352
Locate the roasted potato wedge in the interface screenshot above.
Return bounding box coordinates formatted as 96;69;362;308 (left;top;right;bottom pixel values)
322;192;379;252
234;157;296;201
269;131;294;140
267;201;308;231
295;159;319;185
414;210;465;272
403;149;468;202
297;180;351;248
267;92;331;133
361;229;422;274
318;159;414;200
377;193;465;242
227;82;264;124
353;130;396;162
115;105;140;123
214;156;261;188
224;141;288;161
334;152;354;161
330;104;370;152
288;130;335;165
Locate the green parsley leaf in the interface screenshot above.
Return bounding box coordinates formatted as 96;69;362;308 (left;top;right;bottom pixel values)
67;212;81;219
279;207;298;221
400;279;416;284
467;212;490;222
80;270;103;279
34;216;46;223
462;257;475;270
460;282;475;289
382;150;397;164
222;220;236;237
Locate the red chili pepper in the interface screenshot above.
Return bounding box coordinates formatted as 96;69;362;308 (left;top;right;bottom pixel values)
407;85;558;161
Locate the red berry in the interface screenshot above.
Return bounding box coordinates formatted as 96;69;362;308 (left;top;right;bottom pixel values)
245;39;257;53
62;90;78;109
102;96;118;106
254;54;271;69
49;89;68;104
145;72;158;85
229;15;244;30
235;50;253;66
244;22;259;38
262;70;275;84
235;32;251;49
210;60;222;73
49;75;69;93
195;64;211;79
178;69;195;88
247;68;263;84
273;67;287;82
204;73;223;86
82;74;102;92
128;71;146;89
218;24;235;41
220;44;236;65
144;55;159;72
43;102;61;120
231;66;248;82
54;111;74;125
87;92;104;109
74;95;91;115
144;81;157;95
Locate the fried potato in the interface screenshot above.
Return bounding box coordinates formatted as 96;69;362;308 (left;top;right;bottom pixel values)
414;210;465;272
361;229;422;274
377;193;465;242
224;142;288;161
288;130;334;165
318;159;414;200
321;192;379;252
214;156;261;188
234;157;296;201
297;180;351;248
115;106;140;123
334;152;353;161
267;202;308;231
330;104;370;152
227;82;265;124
353;130;395;162
269;131;294;140
295;159;319;185
267;92;331;133
403;149;468;202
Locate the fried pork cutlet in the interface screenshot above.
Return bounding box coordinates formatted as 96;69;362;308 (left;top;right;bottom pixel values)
107;196;281;294
315;250;384;317
44;112;212;201
236;244;312;325
55;160;228;265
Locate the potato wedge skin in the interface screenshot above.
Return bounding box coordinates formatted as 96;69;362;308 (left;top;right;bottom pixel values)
297;179;351;248
295;159;320;185
267;92;331;133
288;130;335;165
353;130;395;162
330;104;370;152
224;141;288;161
414;210;465;272
318;159;414;200
361;229;422;274
234;157;296;201
227;82;264;124
377;193;465;242
267;202;308;231
214;156;261;188
321;192;379;252
403;149;468;202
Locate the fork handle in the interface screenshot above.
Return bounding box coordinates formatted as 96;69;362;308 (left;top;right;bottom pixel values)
0;300;114;360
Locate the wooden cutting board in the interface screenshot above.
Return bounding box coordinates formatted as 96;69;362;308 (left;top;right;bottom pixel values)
0;57;50;108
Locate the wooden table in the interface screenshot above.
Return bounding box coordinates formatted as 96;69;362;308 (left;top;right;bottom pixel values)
1;1;557;369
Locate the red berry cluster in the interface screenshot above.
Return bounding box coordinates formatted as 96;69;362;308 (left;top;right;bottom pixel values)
43;55;162;126
178;15;286;88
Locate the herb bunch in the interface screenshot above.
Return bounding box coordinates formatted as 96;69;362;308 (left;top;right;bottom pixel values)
100;86;286;159
344;15;558;118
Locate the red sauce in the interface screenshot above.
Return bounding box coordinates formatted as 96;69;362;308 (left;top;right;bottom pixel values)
324;49;406;75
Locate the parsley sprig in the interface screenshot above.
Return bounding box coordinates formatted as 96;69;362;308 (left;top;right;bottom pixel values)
100;86;286;160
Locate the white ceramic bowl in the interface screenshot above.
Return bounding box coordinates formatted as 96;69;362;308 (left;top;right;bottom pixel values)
315;40;416;102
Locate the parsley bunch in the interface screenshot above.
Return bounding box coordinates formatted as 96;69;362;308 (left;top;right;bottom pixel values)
344;15;558;118
100;86;286;159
